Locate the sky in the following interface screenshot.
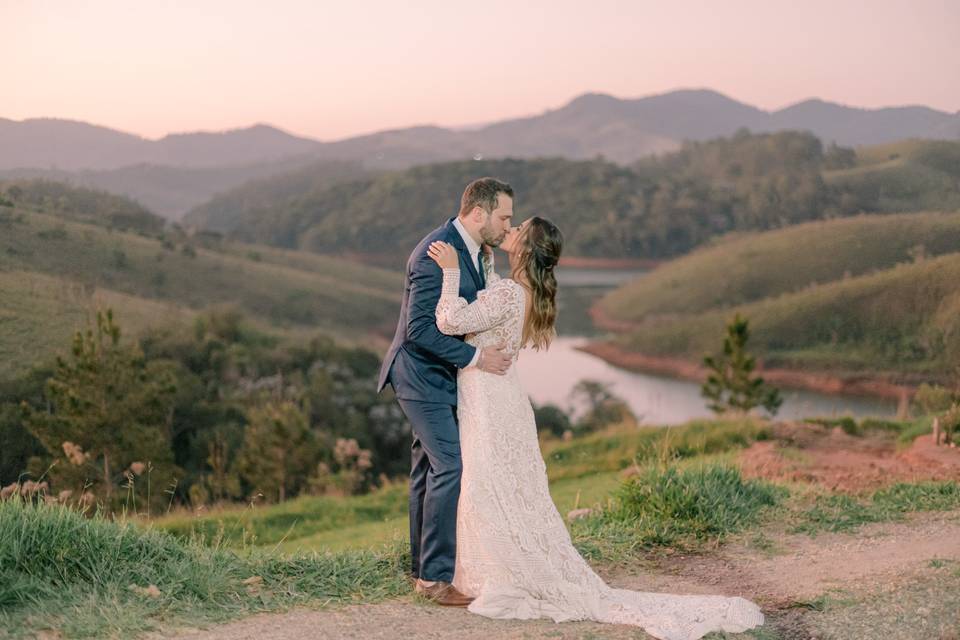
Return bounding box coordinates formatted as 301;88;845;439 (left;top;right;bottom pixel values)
2;0;958;142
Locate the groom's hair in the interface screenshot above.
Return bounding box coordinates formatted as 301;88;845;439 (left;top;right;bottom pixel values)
458;177;513;218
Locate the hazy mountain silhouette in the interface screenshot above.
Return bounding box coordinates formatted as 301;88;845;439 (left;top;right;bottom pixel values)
5;89;958;172
3;88;957;219
0;119;323;171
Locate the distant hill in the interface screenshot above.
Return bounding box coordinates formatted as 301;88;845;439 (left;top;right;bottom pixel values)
0;119;323;171
182;160;374;239
0;158;368;221
3;88;957;173
183;133;960;265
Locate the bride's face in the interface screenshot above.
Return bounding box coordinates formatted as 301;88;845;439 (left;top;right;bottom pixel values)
500;219;531;255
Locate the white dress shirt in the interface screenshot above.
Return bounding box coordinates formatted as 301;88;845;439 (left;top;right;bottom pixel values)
452;217;481;273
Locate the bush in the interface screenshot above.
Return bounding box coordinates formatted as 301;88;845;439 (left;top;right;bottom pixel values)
569;379;635;434
805;416;860;436
572;462;784;558
533;402;573;438
913;383;956;415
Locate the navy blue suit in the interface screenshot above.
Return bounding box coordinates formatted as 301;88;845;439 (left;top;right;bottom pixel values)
378;217;486;582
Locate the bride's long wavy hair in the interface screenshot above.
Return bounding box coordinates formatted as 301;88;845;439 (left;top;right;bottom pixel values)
511;216;563;350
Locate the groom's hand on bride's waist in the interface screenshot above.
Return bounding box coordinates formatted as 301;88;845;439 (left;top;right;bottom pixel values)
476;344;510;375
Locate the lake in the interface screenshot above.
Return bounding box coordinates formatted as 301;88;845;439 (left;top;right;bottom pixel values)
514;267;898;425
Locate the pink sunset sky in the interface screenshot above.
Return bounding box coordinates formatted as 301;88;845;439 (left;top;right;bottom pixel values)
3;0;958;142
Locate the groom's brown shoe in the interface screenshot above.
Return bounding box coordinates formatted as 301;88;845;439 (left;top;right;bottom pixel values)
414;579;474;607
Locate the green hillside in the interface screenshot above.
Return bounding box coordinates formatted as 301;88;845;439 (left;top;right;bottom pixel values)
599;211;960;323
0;204;400;380
0;178;164;233
824;139;960;213
609;249;960;378
183;159;370;237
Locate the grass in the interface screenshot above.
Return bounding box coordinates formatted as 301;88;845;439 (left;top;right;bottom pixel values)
599;211;960;323
156;469;625;554
0;269;198;380
156;482;410;548
789;480;960;536
0;206;401;379
825;139;960;213
800;414;932;447
0;499;409;639
7;416;960;638
153;418;773;560
541;417;772;481
153;416;953;558
609;248;960;378
571;462;786;563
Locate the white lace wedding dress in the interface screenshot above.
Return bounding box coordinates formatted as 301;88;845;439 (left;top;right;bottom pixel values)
435;266;765;640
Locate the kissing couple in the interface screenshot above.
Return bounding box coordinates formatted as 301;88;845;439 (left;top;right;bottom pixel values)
377;178;765;639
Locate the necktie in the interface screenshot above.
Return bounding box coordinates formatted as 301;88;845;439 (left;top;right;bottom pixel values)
477;251;486;288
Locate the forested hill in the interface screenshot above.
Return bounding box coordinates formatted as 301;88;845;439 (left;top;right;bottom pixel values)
184;133;960;265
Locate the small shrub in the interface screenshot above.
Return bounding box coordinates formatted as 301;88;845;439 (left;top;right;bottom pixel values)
805;416;860;436
573;462;785;559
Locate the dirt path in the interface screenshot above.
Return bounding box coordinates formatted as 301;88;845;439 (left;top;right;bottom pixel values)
148;508;960;640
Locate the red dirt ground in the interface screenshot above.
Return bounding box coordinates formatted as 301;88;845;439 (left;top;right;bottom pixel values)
737;421;960;493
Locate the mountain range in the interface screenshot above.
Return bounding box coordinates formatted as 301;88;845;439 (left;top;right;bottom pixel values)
3;88;958;219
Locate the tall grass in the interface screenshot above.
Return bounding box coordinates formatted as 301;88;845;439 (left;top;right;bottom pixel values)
0;499;408;638
156;482;409;547
572;461;785;562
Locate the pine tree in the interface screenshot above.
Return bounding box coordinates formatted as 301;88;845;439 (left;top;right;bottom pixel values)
701;313;782;416
21;308;179;509
235;399;317;502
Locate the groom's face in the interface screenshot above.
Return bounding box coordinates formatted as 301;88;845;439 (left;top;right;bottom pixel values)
478;194;514;248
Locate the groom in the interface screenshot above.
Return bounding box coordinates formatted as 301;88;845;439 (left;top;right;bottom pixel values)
378;177;515;606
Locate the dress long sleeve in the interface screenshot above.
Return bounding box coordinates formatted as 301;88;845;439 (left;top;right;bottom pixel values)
436;268;520;336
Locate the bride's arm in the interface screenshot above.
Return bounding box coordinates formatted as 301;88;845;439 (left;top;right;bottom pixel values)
436;268;517;336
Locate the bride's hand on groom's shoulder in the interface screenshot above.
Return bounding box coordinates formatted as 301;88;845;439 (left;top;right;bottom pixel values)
428;241;458;269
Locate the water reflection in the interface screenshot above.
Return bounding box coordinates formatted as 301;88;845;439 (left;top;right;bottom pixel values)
517;337;896;425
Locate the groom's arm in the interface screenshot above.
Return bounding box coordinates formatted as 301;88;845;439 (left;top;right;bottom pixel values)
407;253;477;368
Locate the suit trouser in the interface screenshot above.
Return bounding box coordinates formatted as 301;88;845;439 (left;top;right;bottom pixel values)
395;397;462;583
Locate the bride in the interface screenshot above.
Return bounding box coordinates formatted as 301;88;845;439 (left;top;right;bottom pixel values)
425;217;765;640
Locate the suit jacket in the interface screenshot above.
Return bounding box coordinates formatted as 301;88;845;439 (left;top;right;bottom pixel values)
377;218;486;405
